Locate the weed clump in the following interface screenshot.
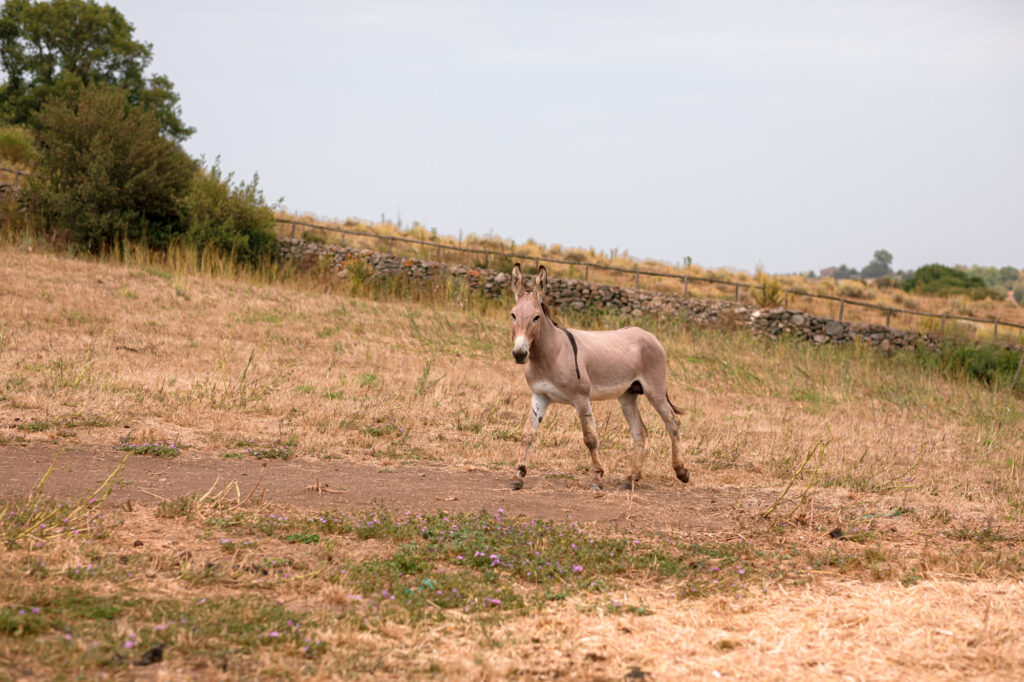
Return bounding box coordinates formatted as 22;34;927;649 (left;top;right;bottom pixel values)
118;438;180;458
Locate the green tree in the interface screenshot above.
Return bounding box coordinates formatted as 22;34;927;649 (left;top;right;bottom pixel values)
23;83;193;252
860;249;893;278
0;0;192;140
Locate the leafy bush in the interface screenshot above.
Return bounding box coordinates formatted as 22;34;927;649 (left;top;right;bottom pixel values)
0;124;36;166
902;264;1001;301
914;341;1024;386
753;272;784;307
22;84;194;253
179;160;277;266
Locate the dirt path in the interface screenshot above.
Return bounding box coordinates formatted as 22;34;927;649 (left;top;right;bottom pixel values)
0;443;768;536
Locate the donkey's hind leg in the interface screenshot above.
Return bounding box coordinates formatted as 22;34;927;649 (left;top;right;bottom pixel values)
618;392;648;490
575;399;605;491
646;390;689;484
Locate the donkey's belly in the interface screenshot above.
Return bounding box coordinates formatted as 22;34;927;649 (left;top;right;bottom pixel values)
589;381;635;401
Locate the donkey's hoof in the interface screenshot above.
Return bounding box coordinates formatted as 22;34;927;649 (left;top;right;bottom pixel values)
675;468;690;484
619;479;636;491
589;482;604;492
510;478;524;491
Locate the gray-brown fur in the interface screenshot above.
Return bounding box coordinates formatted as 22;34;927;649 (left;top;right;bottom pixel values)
508;263;690;491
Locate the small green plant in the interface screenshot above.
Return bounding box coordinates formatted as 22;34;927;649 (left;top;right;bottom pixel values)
414;359;443;397
362;421;400;437
284;533;320;544
156;495;196;519
944;526;1009;543
358;373;379;388
118;438;181;458
233;436;297;460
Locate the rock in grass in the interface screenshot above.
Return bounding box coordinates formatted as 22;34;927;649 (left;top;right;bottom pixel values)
135;644;164;666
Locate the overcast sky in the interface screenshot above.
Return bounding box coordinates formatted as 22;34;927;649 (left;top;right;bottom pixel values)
113;1;1023;274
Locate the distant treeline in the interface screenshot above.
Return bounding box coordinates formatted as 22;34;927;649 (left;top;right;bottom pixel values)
823;250;1021;303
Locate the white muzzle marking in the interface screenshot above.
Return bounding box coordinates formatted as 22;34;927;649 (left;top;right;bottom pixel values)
512;335;530;363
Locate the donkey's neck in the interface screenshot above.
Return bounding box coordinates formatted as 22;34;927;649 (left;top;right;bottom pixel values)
529;316;566;369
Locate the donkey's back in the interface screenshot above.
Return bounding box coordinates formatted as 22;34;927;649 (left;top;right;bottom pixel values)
571;326;669;401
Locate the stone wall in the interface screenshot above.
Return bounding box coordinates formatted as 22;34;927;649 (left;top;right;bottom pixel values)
278;237;946;351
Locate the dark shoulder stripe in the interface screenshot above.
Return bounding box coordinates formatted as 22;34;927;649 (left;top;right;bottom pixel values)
563;328;581;380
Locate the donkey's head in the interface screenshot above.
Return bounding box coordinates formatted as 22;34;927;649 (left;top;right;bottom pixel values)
509;263;548;364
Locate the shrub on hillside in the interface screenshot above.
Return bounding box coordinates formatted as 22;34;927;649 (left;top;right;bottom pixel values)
22;84;193;252
916;342;1024;386
0;124;37;166
837;280;876;300
179;160;277;266
902;264;1002;301
753;272;784;307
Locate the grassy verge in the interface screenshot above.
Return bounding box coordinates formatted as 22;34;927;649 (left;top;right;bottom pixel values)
1;480;1021;678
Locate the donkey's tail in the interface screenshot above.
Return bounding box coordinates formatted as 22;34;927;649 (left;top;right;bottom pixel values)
667;393;684;415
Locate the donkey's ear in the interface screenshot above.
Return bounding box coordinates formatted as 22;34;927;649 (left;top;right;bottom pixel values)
511;263;526;299
535;265;548;299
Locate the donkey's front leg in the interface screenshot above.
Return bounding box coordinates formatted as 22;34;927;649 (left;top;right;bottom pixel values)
511;393;550;490
575;399;605;490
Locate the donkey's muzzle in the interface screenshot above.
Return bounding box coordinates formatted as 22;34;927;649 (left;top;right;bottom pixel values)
512;349;528;364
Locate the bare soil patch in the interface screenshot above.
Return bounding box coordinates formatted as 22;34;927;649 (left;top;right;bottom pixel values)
0;442;762;536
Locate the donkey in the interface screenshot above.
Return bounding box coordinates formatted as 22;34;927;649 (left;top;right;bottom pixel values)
508;263;690;491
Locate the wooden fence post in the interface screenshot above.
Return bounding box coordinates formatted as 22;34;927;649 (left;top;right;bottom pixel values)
734;283;739;301
483;253;489;269
886;308;892;328
388;237;393;255
436;243;441;261
289;222;296;238
635;266;640;289
584;264;589;280
784;291;789;308
684;275;689;297
839;298;845;321
941;313;947;333
993;320;998;340
1013;350;1024;389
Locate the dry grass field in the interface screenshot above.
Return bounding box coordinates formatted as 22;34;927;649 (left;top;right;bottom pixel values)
1;244;1023;680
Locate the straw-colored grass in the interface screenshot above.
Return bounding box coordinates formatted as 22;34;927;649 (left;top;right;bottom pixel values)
1;241;1023;678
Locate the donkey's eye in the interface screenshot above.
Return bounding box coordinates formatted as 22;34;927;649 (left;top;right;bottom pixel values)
533;315;540;323
511;313;516;321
